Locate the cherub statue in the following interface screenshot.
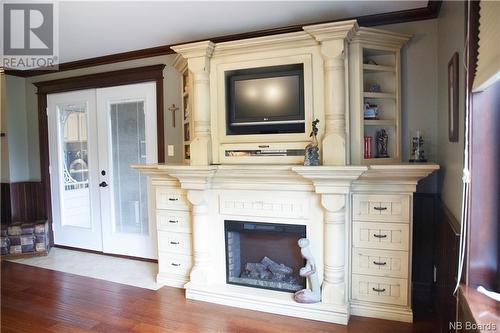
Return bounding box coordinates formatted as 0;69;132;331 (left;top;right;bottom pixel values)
294;238;321;303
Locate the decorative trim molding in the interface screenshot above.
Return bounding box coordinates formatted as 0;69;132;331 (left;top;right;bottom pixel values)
351;27;412;48
4;1;442;78
303;20;359;42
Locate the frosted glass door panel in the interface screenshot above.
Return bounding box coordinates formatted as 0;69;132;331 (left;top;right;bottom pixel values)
59;104;90;228
48;90;103;251
97;82;158;259
110;101;149;235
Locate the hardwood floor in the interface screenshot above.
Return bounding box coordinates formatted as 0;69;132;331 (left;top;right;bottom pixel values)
1;261;438;333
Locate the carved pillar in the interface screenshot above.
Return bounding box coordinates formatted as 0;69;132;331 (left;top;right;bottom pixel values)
321;193;348;305
187;189;212;285
292;166;367;310
304;21;358;166
171;41;215;166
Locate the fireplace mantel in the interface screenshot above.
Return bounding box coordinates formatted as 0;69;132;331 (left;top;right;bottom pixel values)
133;163;438;324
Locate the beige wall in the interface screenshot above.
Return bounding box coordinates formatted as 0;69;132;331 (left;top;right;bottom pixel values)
436;1;465;220
379;19;439;193
4;75;31;182
0;72;10;183
7;54;183;181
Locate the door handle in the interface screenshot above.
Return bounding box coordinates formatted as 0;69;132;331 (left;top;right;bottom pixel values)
373;234;387;238
372;287;386;293
99;181;108;188
374;206;388;211
373;261;387;266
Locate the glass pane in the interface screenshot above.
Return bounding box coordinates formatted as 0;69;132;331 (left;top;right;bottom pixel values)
110;101;149;234
59;103;91;228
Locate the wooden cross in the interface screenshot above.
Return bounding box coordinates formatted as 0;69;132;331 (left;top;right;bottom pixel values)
168;104;179;128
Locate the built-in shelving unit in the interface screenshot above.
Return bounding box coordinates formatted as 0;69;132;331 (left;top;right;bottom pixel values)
181;66;192;162
349;28;410;165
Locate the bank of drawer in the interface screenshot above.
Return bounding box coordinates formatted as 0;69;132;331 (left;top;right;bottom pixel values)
156;187;189;211
157;210;191;233
353;194;410;222
158;231;192;255
353;222;409;251
352;274;408;306
352;248;408;278
159;253;192;276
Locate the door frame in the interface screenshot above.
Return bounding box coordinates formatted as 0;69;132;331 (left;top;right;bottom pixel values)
34;64;166;247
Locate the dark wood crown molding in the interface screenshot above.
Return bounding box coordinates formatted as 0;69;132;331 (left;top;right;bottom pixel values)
5;1;441;78
34;64;165;94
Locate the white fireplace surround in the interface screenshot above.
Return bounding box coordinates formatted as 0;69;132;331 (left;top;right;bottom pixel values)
134;163;438;324
135;18;439;325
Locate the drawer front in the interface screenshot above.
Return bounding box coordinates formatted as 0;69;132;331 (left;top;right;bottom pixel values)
352;274;408;306
352;248;409;278
158;231;192;255
156;187;189;211
353;194;410;222
353;222;409;251
157;210;191;233
158;253;193;276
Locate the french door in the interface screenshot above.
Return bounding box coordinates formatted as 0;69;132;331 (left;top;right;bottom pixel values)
48;82;158;259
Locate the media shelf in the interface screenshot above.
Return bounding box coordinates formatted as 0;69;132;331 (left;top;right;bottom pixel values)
180;65;193;162
349;28;410;165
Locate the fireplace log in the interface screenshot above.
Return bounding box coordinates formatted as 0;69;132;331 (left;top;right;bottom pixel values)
261;256;293;275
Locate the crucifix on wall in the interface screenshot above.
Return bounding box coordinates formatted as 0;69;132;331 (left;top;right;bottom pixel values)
168;104;179;127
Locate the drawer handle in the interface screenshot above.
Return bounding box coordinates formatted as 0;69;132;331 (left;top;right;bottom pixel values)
170;241;179;245
168;220;179;224
372;287;386;293
168;198;178;201
373;234;387;238
373;261;387;266
374;206;388;211
171;263;181;267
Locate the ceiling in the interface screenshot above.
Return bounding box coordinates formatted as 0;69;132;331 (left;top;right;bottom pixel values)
55;1;428;63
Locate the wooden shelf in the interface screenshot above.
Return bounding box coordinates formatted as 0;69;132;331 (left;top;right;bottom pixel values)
363;92;396;99
364;119;396;126
363;64;395;72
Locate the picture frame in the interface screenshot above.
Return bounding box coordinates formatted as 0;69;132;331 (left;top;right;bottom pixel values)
448;52;459;142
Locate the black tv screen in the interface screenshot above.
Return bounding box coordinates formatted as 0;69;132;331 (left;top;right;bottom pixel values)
226;64;305;135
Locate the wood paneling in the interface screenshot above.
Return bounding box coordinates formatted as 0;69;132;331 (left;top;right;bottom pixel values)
412;193;439;313
1;261;440;332
1;183;11;224
0;182;46;225
435;203;461;333
4;1;442;78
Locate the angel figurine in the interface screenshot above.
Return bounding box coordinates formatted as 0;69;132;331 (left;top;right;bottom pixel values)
294;238;321;303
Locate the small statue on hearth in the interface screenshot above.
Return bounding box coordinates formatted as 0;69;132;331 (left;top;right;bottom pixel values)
294;238;321;304
375;129;389;158
303;119;320;166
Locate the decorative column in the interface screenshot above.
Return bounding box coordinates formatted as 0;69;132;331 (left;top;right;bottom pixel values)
166;166;217;286
171;41;215;166
304;21;358;166
293;166;367;309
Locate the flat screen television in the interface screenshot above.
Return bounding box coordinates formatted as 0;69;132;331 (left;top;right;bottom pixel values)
225;64;305;135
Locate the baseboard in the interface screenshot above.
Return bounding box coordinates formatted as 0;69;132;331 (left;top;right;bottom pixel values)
185;282;350;325
350;302;413;323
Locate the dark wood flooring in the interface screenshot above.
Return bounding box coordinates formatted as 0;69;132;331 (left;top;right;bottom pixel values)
1;261;438;333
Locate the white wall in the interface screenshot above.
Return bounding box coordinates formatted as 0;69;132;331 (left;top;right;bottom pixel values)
436;1;465;220
379;19;439;193
17;54;183;181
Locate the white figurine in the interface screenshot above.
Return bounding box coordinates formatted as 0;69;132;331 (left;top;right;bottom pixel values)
294;238;321;303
